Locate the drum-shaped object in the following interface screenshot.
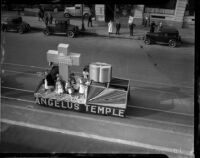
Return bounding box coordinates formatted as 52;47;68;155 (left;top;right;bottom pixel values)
89;63;100;82
89;62;112;83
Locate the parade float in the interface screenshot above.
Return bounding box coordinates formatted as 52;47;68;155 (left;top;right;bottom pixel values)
34;43;130;117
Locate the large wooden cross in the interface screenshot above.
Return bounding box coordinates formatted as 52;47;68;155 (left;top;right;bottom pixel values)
47;43;80;82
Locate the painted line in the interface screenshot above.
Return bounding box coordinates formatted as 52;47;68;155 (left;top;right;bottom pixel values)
132;86;194;95
2;98;194;133
1;118;193;156
128;105;194;117
4;69;41;76
3;62;47;70
1;86;194;117
2;86;34;93
130;79;193;89
3;62;193;89
2;96;35;104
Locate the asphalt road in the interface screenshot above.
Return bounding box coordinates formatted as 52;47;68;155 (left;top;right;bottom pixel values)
0;31;194;157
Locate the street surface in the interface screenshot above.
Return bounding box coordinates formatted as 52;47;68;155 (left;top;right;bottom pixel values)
1;27;194;158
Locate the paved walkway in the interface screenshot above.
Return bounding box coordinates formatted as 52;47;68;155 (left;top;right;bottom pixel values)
2;11;195;43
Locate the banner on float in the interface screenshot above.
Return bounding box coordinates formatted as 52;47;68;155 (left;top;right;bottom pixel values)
35;96;126;117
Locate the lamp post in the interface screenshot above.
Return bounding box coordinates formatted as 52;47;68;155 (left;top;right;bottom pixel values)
81;4;85;31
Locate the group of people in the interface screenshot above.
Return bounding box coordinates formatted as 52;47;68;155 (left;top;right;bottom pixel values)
35;63;90;96
38;6;53;26
108;14;135;36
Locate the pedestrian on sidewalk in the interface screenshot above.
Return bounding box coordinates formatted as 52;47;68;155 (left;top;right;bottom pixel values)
44;12;49;26
115;19;121;35
144;14;149;27
108;20;113;36
88;13;93;27
128;14;134;36
38;6;44;21
150;21;156;33
48;12;53;24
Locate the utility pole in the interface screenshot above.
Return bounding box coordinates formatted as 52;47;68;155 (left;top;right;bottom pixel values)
81;4;85;31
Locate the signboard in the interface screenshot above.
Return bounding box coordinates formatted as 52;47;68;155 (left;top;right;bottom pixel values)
95;5;105;21
35;96;126;117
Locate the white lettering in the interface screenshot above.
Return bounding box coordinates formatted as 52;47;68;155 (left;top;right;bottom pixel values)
91;105;97;113
85;104;90;112
97;106;104;114
41;97;47;105
61;102;67;109
74;103;80;111
67;102;73;109
35;97;40;104
112;108;119;117
55;100;60;108
48;99;54;107
105;107;112;115
118;109;125;117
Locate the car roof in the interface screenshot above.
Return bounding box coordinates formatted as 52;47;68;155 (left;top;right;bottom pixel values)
5;16;22;22
54;17;70;21
161;27;179;33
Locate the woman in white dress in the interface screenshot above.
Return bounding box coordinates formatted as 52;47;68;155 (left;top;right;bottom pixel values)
108;20;113;36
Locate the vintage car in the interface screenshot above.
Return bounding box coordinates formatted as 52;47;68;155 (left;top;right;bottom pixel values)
64;4;91;18
144;27;182;47
43;18;79;38
1;16;31;34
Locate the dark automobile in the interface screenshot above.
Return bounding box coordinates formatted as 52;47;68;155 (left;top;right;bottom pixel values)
43;18;79;38
144;27;182;47
1;16;31;34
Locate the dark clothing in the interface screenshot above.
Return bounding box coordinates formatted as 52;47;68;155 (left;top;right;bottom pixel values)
34;73;55;93
150;22;156;33
129;23;134;36
116;22;121;35
50;66;59;81
48;12;53;24
88;15;93;27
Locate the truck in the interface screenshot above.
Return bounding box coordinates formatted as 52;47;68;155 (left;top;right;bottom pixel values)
64;4;91;18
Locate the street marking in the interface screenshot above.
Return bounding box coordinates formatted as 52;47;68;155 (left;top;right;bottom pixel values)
2;86;34;93
4;69;40;76
2;96;35;104
1;118;193;156
128;105;194;117
1;93;194;119
3;62;193;89
3;62;47;70
1;86;194;117
1;101;194;135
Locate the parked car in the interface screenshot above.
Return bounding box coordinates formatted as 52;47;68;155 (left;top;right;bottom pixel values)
1;16;31;34
43;17;79;38
144;27;182;47
64;4;91;18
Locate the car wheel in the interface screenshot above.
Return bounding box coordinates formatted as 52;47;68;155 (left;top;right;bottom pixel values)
43;29;50;36
18;26;24;34
64;13;70;18
169;39;177;48
144;37;151;45
67;31;75;38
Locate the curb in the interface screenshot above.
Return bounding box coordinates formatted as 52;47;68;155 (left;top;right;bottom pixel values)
79;31;145;40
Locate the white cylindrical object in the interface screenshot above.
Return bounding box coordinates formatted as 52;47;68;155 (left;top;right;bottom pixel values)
99;65;112;83
89;63;100;82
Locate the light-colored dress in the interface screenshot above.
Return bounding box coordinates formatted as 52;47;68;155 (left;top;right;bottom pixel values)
108;21;113;33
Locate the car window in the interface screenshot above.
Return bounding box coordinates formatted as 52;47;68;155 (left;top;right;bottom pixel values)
75;7;81;9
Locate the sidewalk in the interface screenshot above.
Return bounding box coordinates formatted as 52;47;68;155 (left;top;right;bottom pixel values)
1;11;195;42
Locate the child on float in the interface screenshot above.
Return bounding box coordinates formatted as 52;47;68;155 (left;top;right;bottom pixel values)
55;74;64;95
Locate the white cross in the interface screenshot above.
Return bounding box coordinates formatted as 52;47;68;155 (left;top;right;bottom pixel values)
47;43;80;82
